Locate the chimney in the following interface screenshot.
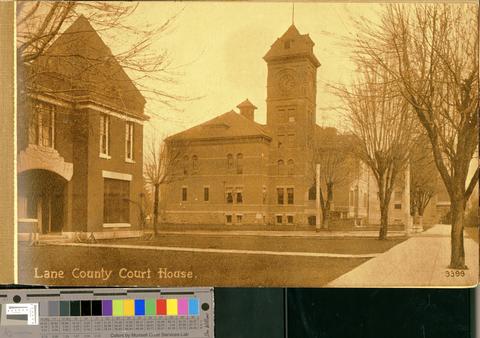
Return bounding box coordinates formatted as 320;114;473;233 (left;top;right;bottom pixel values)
236;99;257;121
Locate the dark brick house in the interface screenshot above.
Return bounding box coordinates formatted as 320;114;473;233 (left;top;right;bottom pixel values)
17;16;148;239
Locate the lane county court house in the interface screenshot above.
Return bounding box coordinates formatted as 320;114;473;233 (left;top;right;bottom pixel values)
162;24;449;228
17;16;147;238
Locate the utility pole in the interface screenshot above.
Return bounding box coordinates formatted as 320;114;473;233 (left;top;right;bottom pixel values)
316;163;321;232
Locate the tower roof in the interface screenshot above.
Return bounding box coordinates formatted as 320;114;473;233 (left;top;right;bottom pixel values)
263;24;320;67
236;99;257;109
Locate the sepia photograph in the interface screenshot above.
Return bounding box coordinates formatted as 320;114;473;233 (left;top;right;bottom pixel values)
14;1;478;287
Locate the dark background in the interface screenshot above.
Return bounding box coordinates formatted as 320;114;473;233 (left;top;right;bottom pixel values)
215;288;476;338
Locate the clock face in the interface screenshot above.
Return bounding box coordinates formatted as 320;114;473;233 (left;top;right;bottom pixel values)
277;70;297;95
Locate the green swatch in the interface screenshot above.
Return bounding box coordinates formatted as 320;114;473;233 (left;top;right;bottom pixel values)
112;300;123;316
145;299;156;316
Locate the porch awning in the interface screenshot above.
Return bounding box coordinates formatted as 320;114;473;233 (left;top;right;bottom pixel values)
18;145;73;181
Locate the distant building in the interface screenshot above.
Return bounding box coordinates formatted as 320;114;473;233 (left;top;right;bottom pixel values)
161;24;412;227
17;16;148;238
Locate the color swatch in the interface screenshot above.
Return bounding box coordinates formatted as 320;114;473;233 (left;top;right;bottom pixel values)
46;298;199;317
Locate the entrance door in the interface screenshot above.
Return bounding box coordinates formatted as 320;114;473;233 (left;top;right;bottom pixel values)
50;189;64;232
19;169;66;234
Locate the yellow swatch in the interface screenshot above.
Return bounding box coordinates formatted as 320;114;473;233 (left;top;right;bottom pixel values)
166;299;178;315
124;299;134;316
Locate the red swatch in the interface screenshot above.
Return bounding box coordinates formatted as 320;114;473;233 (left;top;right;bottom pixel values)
156;299;166;315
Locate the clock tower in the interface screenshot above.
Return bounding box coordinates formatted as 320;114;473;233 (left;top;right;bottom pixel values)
263;24;320;224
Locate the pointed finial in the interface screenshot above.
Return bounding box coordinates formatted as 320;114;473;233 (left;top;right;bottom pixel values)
292;3;295;25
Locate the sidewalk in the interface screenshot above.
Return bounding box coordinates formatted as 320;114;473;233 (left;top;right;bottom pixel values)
328;224;479;287
153;229;406;238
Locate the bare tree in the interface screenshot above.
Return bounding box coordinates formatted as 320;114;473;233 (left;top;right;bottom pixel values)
340;65;416;239
352;4;478;268
410;136;437;228
144;137;187;236
312;128;352;228
16;2;187;113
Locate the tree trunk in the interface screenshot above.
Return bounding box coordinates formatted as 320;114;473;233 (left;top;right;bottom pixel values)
153;183;160;236
323;200;330;229
417;205;424;230
324;182;334;230
379;204;389;240
449;197;467;269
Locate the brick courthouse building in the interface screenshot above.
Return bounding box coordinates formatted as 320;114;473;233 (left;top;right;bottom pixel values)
17;16;147;238
162;24;419;227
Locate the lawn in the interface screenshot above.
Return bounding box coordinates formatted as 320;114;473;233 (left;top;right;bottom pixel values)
17;235;404;287
103;234;406;255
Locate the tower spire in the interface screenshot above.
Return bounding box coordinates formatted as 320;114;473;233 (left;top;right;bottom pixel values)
292;3;295;25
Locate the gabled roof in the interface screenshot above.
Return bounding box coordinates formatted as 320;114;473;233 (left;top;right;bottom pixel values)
31;15;146;117
166;110;271;142
264;24;320;67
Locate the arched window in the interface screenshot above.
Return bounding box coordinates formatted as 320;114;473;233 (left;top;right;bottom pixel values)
287;159;294;175
236;153;243;174
192;155;198;171
227;154;234;169
277;159;284;175
183;155;189;175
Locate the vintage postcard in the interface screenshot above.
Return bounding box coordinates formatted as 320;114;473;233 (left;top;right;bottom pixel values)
11;1;479;287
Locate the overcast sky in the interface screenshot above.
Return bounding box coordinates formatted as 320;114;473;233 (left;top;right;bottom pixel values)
93;2;381;140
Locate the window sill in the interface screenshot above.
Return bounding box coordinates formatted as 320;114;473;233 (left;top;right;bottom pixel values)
103;223;131;228
125;158;136;163
99;153;111;160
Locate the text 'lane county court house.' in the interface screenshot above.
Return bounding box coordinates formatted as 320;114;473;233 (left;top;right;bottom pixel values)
17;16;147;238
162;24;427;227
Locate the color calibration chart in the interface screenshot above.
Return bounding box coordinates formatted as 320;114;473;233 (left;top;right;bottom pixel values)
0;288;213;338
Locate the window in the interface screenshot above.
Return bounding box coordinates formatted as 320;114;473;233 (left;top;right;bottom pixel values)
308;186;316;200
192;155;198;171
236;153;243;174
277;134;285;148
394;191;402;201
276;215;283;224
277;188;284;205
227;154;234;169
278;160;284;175
236;214;243;224
103;178;130;223
284;40;291;49
287;159;294;175
225;214;233;224
204;187;209;202
125;122;134;161
262;186;267;204
236;188;243;204
394;203;402;210
288;134;295;147
100;114;110;156
287;188;294;204
183;155;189;175
226;188;233;204
364;193;368;208
278;109;287;123
349;191;354;206
181;187;188;202
29;102;55;148
287;215;294;225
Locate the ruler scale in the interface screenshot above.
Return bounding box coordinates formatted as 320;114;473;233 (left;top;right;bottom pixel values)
0;288;213;338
